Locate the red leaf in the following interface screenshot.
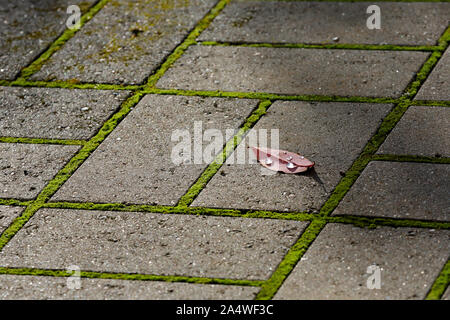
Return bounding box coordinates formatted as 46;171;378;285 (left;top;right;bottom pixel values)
251;146;314;174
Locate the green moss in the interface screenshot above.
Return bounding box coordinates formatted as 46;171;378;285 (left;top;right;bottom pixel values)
426;260;450;300
0;267;263;287
0;199;32;207
9;79;142;91
144;87;398;104
0;137;86;146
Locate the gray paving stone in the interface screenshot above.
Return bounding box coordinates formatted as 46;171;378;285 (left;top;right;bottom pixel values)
199;1;450;45
0;274;258;300
0;143;79;199
0;0;95;80
0;87;130;140
192;101;391;212
333;162;450;221
0;208;308;280
378;106;450;157
31;0;217;84
0;206;24;234
274;223;450;300
52;95;258;205
416;48;450;101
157;46;429;97
443;286;450;300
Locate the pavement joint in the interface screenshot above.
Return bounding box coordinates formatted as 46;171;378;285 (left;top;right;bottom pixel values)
0;0;448;300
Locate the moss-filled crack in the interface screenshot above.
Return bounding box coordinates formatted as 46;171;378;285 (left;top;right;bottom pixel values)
426;259;450;300
0;267;264;287
144;87;399;104
7;79;142;91
0;137;87;146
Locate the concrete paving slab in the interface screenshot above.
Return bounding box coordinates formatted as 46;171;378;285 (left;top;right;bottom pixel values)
0;274;259;300
0;143;79;199
0;208;308;280
0;206;24;234
52;94;258;205
378;106;450;157
0;0;95;80
443;286;450;300
0;87;130;140
274;223;450;300
416;48;450;101
192;101;391;212
31;0;217;84
157;45;429;97
333;162;450;221
199;1;450;46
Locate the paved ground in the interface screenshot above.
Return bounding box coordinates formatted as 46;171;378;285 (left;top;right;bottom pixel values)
0;0;449;300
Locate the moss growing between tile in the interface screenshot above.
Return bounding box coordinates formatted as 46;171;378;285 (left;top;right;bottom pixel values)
9;79;142;91
255;219;326;300
0;267;264;287
145;87;399;104
0;199;32;207
426;260;450;300
0;137;87;146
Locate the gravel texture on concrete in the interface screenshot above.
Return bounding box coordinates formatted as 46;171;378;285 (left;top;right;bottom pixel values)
51;94;258;205
333;161;450;221
157;45;429;97
199;1;450;46
0;0;95;80
378;106;450;157
0;86;130;139
0;206;24;234
416;48;450;101
0;208;308;280
193;101;391;212
31;0;217;84
274;223;450;300
0;143;79;199
0;274;259;300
